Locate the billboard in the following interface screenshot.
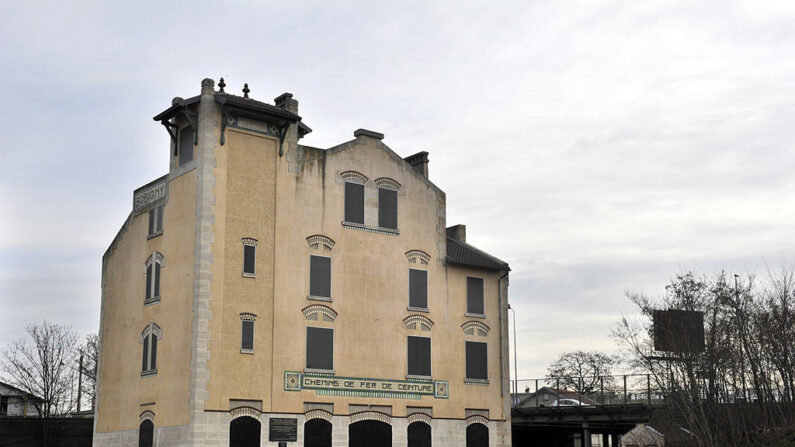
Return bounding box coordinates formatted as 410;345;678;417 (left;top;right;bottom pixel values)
653;309;705;353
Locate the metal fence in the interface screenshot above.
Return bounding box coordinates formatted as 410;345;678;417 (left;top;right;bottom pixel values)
512;374;664;408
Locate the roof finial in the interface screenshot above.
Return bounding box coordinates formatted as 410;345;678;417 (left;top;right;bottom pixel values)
242;83;250;99
218;77;226;93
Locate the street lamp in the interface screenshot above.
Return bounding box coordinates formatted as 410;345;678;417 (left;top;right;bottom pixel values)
508;303;518;399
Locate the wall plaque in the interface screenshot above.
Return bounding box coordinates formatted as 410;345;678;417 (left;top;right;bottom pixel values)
284;371;448;400
269;418;297;442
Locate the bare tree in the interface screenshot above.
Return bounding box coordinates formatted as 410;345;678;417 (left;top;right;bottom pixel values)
78;333;98;410
1;321;78;417
547;350;618;393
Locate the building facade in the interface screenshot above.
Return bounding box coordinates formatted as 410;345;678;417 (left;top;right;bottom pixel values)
94;78;511;447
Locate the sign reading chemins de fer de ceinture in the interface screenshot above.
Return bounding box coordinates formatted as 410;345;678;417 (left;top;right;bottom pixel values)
284;371;449;400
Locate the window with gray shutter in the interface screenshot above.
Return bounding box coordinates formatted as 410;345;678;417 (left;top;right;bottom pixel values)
409;269;428;309
241;320;254;351
378;187;398;229
465;341;487;380
148;209;155;235
153;263;161;298
178;126;194;166
306;327;333;370
243;245;256;275
407;336;431;377
148;204;164;237
145;264;152;301
150;336;157;370
466;277;485;315
309;255;331;298
344;182;365;224
142;334;149;372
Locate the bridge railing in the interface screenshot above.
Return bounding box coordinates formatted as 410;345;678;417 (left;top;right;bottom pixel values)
512;374;664;408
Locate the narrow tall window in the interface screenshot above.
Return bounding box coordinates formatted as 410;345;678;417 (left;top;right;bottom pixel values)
241;320;254;352
407;336;431;377
378;187;398;229
0;396;8;416
141;323;161;375
344;181;365;224
139;420;154;447
409;269;428;310
309;255;331;299
242;239;257;277
178;125;194;166
306;327;333;371
147;203;164;237
465;341;488;380
145;253;163;304
466;277;485;316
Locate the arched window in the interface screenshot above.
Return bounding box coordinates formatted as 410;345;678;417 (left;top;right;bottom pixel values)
145;252;164;304
407;421;431;447
349;420;391;447
466;422;488;447
303;418;331;447
141;323;162;375
138;419;153;447
229;416;261;447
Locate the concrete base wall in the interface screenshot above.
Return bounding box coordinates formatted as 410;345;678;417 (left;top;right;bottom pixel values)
95;412;510;446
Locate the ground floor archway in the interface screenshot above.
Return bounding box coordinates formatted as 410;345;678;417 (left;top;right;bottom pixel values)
348;420;391;447
408;421;431;447
138;420;153;447
304;418;332;447
466;422;488;447
230;416;261;447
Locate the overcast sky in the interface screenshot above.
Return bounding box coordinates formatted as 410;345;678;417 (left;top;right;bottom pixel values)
2;0;794;380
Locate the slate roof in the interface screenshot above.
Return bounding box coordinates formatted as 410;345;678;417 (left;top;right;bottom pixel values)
0;381;44;401
446;237;509;271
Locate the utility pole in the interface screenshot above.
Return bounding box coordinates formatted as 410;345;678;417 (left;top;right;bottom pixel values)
77;353;84;413
509;304;518;400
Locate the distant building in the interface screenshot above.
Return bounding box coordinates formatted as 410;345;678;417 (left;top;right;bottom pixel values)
0;381;43;417
94;78;511;446
517;387;598;408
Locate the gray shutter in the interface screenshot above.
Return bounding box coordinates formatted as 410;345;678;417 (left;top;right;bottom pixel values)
178;126;194;166
142;334;149;371
242;320;254;350
466;277;484;315
378;188;398;229
306;327;333;370
309;256;331;298
407;336;431;376
148;209;155;235
145;264;152;300
243;245;256;274
156;204;164;232
154;263;161;298
466;341;487;380
344;182;364;224
409;269;428;309
150;335;157;370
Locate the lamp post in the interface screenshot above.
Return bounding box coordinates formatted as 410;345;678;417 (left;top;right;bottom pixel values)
508;303;518;400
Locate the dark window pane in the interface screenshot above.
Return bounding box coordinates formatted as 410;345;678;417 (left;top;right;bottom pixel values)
150;335;157;370
378;188;398;229
178;126;194;166
230;416;261;447
467;277;484;315
408;336;431;376
145;264;152;300
304;418;332;447
407;421;431;447
139;420;154;447
466;341;487;380
156;204;164;232
154;263;161;298
148;209;155;235
344;182;364;224
242;320;254;350
243;245;256;275
409;269;428;309
142;334;149;371
309;256;331;298
466;423;488;447
306;327;333;370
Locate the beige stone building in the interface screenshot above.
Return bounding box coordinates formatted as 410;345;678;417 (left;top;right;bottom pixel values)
94;78;511;447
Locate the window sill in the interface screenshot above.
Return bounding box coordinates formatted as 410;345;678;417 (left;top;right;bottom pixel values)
464;378;489;386
144;297;161;307
240;349;254;355
307;295;332;302
406;374;433;381
147;231;163;240
242;272;256;278
141;369;158;377
407;306;429;313
341;221;399;236
304;368;335;375
465;312;486;319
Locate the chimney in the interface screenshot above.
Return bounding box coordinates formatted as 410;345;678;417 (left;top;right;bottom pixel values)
404;151;429;178
446;224;466;243
274;92;299;114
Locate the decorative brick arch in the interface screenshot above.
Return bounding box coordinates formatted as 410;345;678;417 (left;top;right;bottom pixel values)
466;415;489;426
302;304;338;322
349;411;391;425
139;410;155;423
462;320;490;336
304;409;333;422
306;234;335;250
374;177;401;190
407;412;432;425
403;314;434;331
405;250;430;265
230;406;261;420
340;170;368;184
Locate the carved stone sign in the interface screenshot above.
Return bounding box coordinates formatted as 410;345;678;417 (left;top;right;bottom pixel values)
284;371;448;400
133;179;167;213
